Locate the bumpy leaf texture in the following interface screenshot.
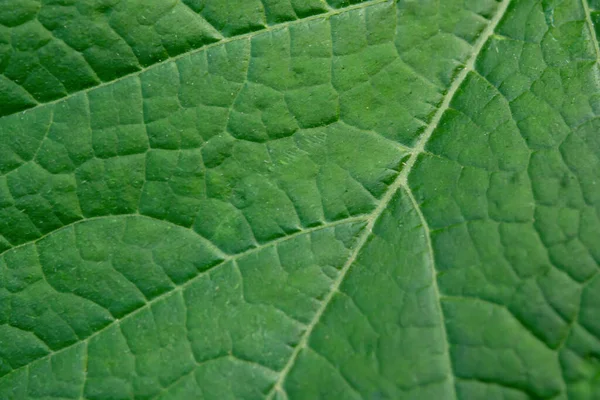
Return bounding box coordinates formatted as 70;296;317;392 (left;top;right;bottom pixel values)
0;0;599;399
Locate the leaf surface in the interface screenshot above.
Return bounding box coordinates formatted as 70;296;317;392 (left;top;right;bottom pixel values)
0;0;599;399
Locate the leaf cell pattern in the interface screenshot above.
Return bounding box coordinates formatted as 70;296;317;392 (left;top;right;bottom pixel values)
0;0;599;399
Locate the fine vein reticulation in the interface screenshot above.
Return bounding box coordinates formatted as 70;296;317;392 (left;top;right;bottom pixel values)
0;0;387;118
266;2;512;398
1;0;600;399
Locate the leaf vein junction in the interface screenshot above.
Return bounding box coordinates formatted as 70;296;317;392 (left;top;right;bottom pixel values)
265;0;513;397
0;214;368;381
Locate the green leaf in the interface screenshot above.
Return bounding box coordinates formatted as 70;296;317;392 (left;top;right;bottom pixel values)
0;0;599;398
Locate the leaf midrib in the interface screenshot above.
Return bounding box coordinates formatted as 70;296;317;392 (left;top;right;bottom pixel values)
1;0;514;394
0;0;388;122
265;0;512;398
581;0;600;62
